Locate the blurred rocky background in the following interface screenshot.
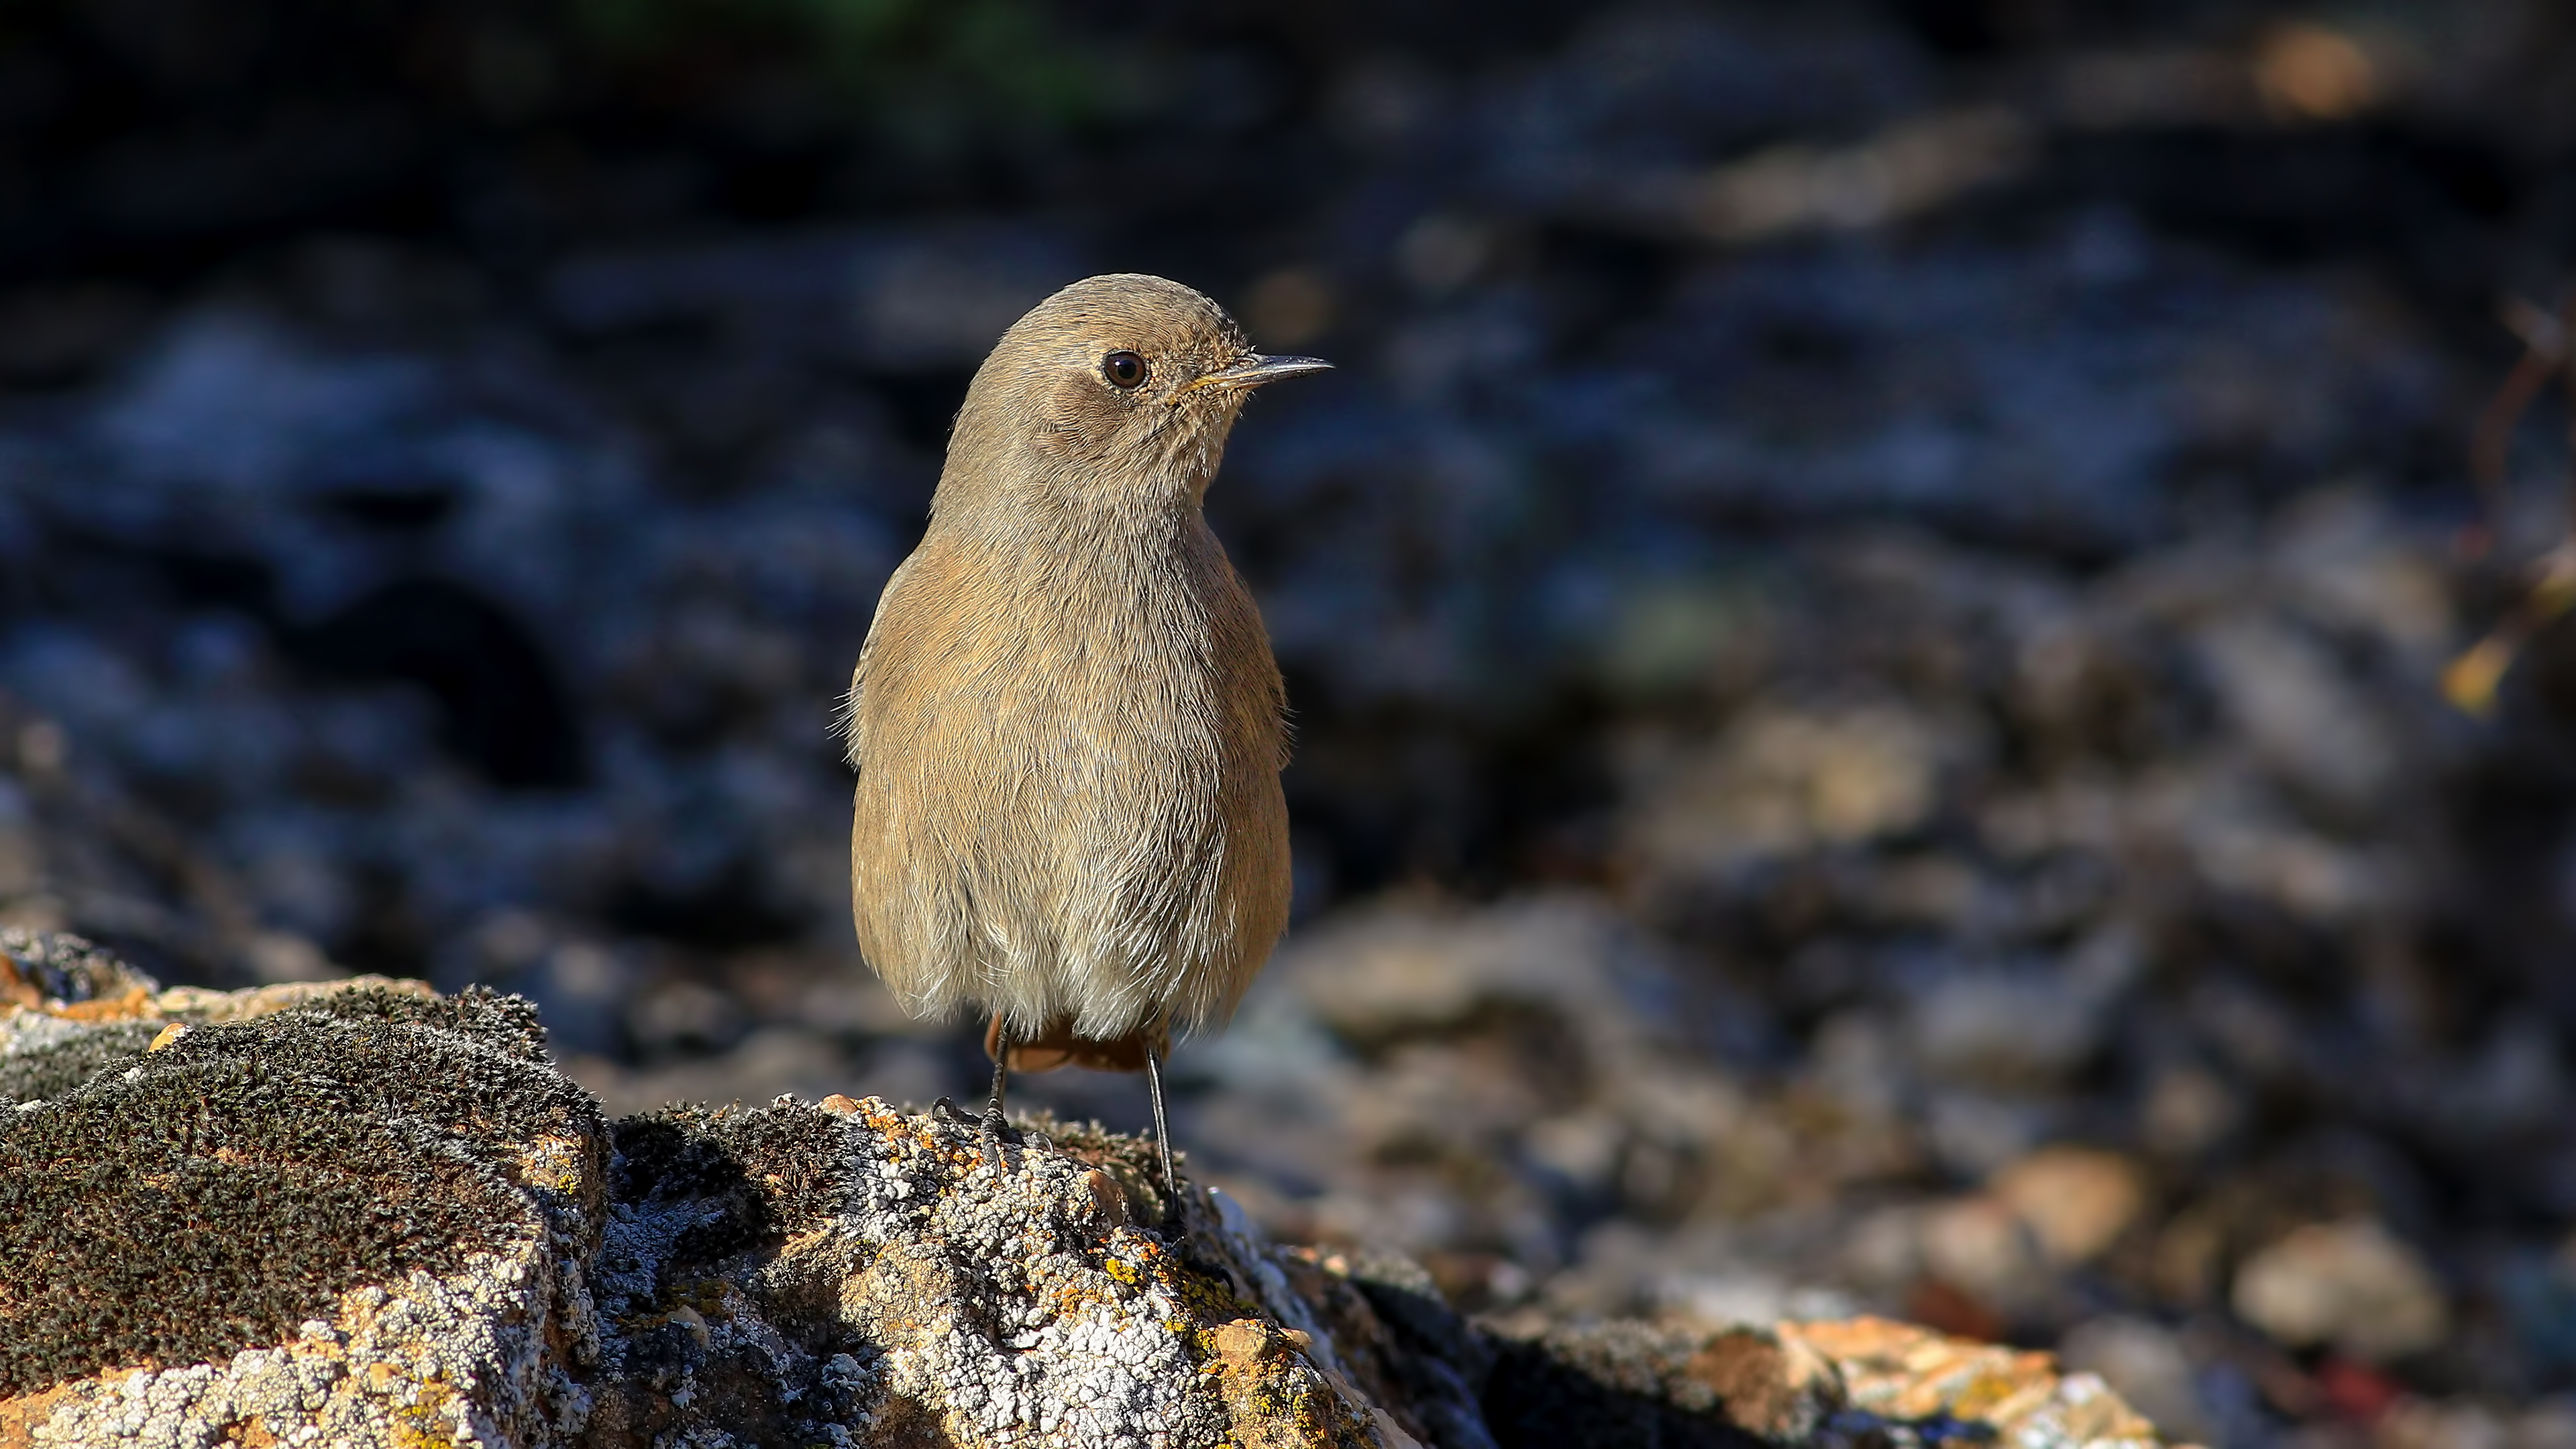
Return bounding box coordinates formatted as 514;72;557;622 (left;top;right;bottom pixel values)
1;1;2574;1446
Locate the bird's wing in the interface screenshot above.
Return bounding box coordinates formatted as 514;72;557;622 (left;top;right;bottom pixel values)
839;553;921;771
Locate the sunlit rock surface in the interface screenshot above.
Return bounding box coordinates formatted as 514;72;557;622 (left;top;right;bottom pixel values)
0;937;2188;1449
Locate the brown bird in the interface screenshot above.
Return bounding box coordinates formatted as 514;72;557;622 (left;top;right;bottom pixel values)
843;273;1326;1193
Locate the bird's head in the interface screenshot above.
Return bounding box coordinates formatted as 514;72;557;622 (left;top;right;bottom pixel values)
943;273;1330;511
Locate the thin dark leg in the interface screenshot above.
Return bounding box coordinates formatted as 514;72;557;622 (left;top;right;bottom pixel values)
983;1020;1011;1175
1143;1041;1179;1210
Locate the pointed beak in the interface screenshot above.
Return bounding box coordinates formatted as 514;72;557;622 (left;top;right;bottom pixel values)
1179;353;1334;395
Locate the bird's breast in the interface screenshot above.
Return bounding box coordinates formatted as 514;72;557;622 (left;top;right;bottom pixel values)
863;520;1283;787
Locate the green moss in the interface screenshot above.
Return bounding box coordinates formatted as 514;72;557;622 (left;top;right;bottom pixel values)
0;1020;164;1104
608;1100;853;1273
264;982;555;1064
0;993;601;1397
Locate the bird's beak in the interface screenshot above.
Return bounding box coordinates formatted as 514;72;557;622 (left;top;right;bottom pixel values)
1178;354;1334;395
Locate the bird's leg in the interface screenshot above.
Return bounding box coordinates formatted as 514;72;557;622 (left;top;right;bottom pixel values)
983;1016;1012;1175
1144;1036;1180;1216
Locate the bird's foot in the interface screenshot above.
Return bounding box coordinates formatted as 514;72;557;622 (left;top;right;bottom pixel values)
979;1102;1010;1176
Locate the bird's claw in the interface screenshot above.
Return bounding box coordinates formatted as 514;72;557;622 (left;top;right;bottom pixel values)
979;1105;1009;1175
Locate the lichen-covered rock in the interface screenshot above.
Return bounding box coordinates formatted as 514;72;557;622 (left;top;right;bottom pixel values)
1;934;605;1447
0;938;2191;1449
1782;1318;2169;1449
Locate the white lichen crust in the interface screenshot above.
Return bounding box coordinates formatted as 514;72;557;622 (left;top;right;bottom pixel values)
821;1097;1378;1448
23;1247;594;1449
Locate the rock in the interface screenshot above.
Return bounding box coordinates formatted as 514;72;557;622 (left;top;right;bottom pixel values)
1916;1194;2055;1320
1624;699;1970;875
2375;1398;2512;1449
1907;967;2110;1092
1197;894;1762;1267
2190;616;2397;814
1;961;599;1444
0;943;2195;1449
1992;1148;2148;1267
1786;1317;2169;1449
2232;1219;2451;1363
0;945;1398;1448
2057;1316;2214;1446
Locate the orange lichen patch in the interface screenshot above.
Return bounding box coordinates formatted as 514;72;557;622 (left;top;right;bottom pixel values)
511;1132;592;1196
147;1022;191;1052
0;1380;83;1449
1201;1317;1373;1449
219;1414;282;1446
11;974;460;1032
1169;1263;1262;1340
0;959;41;1011
51;985;157;1022
385;1377;460;1449
853;1097;985;1173
1034;1273;1127;1327
1782;1314;1931;1366
1782;1317;2160;1444
1792;1316;2047;1419
1212;1318;1292;1366
150;975;435;1024
1949;1364;2059;1425
1684;1328;1844;1440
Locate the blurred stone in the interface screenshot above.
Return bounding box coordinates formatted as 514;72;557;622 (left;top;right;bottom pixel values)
241;928;341;983
1270;895;1618;1038
2192;616;2395;813
1656;1270;1859;1330
0;283;154;382
2142;1063;2244;1159
1918;1194;2053;1318
1994;1147;2147;1265
1925;1089;2056;1178
2270;491;2452;659
542;223;1079;372
1786;1316;2163;1446
2512;1401;2576;1449
2254;24;2382;122
1686;107;2035;244
623;975;746;1056
2233;1220;2450;1362
2378;1400;2512;1449
564;1024;850;1118
1597;580;1768;702
2060;1316;2214;1445
1244;266;1337;350
1628;700;1966;874
1910;967;2108;1090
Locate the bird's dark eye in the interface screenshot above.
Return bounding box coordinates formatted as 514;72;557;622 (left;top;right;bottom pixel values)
1102;351;1150;390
